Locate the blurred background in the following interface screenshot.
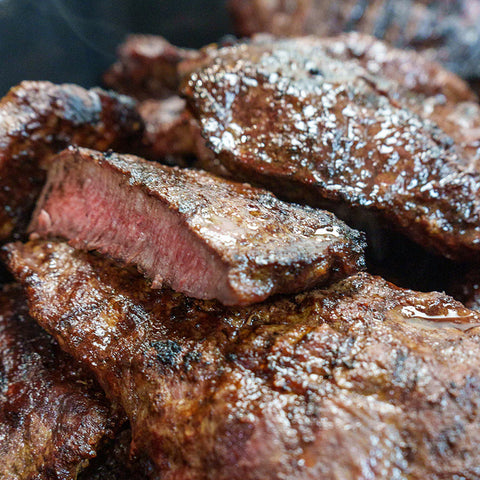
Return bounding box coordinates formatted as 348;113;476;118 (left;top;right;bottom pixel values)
0;0;231;94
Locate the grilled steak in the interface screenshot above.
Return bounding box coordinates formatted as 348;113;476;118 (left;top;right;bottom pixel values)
229;0;480;82
182;34;480;261
6;239;480;479
0;283;120;479
0;81;142;243
29;146;364;305
103;35;201;100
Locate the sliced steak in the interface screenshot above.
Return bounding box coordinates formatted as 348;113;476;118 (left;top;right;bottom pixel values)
229;0;480;82
6;239;480;479
0;81;142;243
29;147;365;305
182;34;480;261
103;35;201;100
0;283;120;479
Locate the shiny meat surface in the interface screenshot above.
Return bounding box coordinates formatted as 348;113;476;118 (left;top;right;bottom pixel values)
0;81;142;243
0;284;119;479
182;34;480;260
29;147;365;305
229;0;480;80
103;35;200;100
6;239;480;479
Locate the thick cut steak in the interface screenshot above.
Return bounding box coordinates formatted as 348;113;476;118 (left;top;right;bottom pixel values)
228;0;480;83
0;81;142;243
6;239;480;479
182;34;480;260
29;147;365;305
0;284;120;479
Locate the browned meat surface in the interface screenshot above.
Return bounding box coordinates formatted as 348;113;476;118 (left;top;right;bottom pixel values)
0;81;142;243
0;283;120;479
103;35;201;100
229;0;480;81
6;239;480;479
79;426;152;480
182;34;480;261
29;147;364;305
317;33;480;168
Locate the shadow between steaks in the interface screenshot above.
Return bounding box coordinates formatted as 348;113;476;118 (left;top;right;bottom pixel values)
5;239;480;479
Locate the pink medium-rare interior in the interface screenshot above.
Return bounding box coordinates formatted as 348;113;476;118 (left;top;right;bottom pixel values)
31;159;232;302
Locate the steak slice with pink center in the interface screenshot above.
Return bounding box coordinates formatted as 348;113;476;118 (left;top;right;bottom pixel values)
29;147;365;305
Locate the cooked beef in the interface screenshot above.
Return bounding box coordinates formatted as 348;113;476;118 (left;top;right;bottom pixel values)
0;81;142;243
0;283;120;479
182;34;480;261
29;146;364;305
229;0;480;81
6;239;480;479
79;426;152;480
103;35;201;100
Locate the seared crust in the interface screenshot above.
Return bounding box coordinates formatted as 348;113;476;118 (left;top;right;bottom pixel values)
6;239;480;479
0;284;120;479
183;34;480;260
0;81;143;243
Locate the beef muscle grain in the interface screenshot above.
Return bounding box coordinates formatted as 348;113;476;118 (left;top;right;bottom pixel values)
0;81;142;243
0;284;120;479
6;239;480;479
29;147;365;305
182;34;480;261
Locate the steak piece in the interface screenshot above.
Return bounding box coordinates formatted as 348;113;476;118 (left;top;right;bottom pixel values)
29;147;365;305
0;81;142;243
0;283;120;479
103;35;201;100
6;239;480;479
229;0;480;82
182;34;480;261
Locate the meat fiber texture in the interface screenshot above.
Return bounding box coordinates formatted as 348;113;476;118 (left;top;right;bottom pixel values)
0;80;143;243
228;0;480;82
6;239;480;479
0;284;120;479
29;147;365;306
182;33;480;261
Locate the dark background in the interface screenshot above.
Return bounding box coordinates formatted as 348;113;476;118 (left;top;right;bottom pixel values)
0;0;232;95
